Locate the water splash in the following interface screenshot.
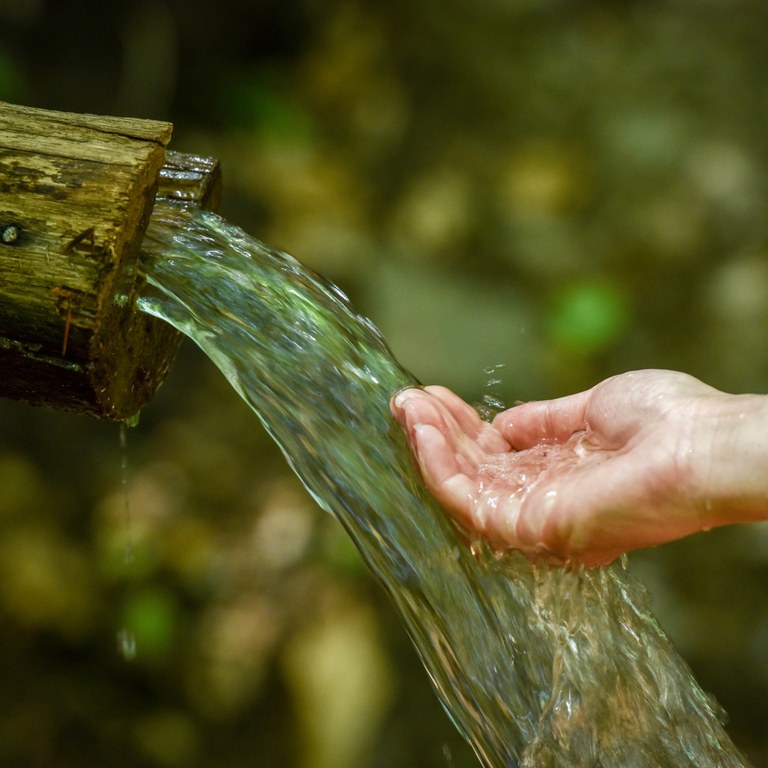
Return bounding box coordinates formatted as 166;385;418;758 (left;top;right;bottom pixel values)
137;201;750;768
476;363;507;421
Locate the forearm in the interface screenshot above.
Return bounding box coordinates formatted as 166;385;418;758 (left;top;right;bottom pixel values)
692;392;768;526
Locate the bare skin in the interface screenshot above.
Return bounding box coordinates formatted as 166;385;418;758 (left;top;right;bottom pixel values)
391;370;768;567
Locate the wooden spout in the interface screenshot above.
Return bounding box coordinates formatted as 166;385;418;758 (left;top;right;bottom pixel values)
0;101;221;420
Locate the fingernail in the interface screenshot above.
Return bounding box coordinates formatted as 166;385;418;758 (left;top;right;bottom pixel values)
394;388;416;408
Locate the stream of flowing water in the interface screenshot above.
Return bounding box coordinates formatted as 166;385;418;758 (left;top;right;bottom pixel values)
138;201;750;768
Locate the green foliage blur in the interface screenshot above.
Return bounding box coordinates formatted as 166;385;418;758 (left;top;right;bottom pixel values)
2;0;768;765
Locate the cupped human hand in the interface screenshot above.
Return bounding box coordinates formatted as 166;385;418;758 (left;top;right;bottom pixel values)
391;370;768;567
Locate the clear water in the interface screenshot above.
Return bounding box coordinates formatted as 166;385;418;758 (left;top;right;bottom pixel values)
138;201;750;768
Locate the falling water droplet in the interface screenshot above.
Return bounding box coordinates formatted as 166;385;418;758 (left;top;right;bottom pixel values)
117;628;137;661
119;423;135;566
478;363;507;419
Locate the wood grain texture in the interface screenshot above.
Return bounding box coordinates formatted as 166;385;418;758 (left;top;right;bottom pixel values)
0;101;220;419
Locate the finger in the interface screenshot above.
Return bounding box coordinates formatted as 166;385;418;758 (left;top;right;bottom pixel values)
391;389;444;435
394;389;454;437
410;423;478;523
424;385;510;453
390;387;422;424
423;385;483;435
492;389;593;449
393;388;489;468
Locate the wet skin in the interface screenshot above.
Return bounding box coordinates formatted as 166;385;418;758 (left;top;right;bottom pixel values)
392;370;768;567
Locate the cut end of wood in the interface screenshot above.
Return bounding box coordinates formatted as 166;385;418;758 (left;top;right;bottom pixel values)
0;101;221;420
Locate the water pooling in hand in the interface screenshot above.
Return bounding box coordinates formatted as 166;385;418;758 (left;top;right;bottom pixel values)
478;430;596;488
474;430;604;558
138;201;750;768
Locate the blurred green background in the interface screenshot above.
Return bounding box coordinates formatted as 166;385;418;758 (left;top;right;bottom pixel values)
2;0;768;765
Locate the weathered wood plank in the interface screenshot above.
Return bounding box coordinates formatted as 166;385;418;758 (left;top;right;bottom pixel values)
0;101;219;419
0;102;174;144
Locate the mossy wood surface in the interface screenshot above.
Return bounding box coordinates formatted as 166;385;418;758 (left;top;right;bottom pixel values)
0;101;220;420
